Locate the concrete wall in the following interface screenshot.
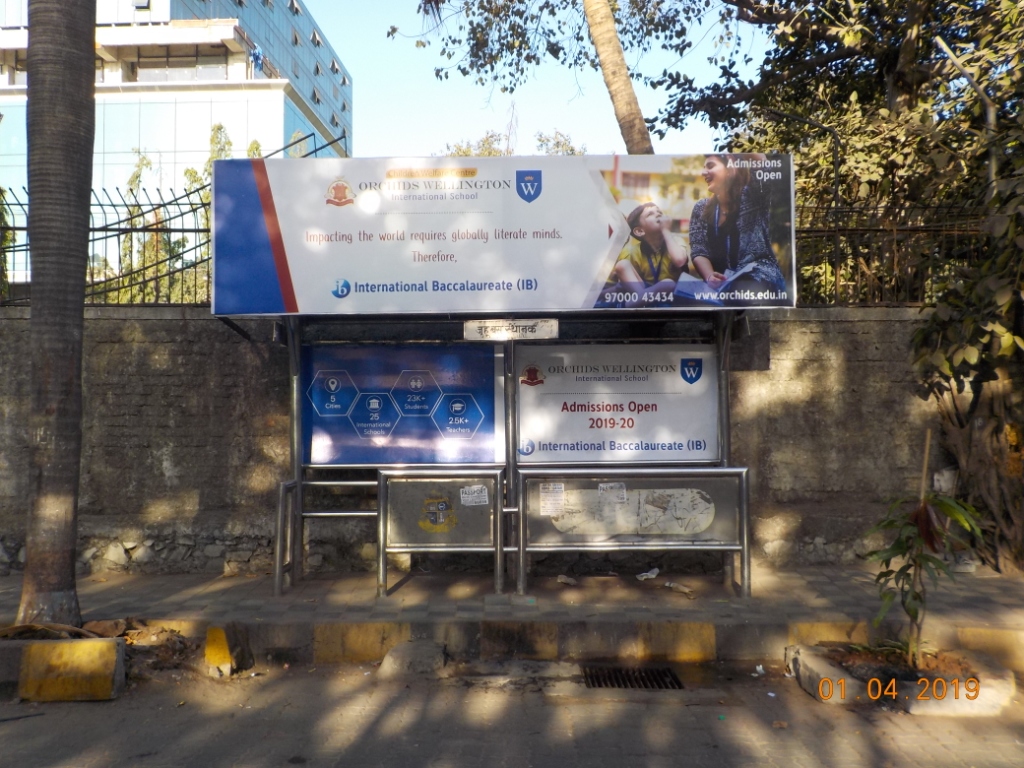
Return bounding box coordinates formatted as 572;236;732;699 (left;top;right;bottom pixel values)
0;307;938;575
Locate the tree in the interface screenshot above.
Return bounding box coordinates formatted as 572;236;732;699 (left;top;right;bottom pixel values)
656;1;1005;129
657;1;1020;209
0;187;13;302
17;0;97;625
535;129;585;155
444;128;584;155
445;129;513;157
117;149;152;303
403;0;662;153
678;2;1024;308
687;2;1024;568
579;0;652;153
184;123;234;303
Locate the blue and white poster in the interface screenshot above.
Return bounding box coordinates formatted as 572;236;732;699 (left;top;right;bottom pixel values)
212;154;796;315
302;344;505;465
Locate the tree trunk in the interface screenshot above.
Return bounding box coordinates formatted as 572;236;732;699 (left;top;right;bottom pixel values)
581;0;654;155
16;0;97;625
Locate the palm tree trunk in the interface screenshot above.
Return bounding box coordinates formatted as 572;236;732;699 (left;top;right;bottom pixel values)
581;0;654;154
16;0;97;625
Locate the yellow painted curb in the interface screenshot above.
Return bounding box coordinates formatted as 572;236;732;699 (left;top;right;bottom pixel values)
205;626;233;676
313;623;411;664
957;627;1024;673
641;622;716;662
788;621;872;647
19;638;125;702
481;622;559;660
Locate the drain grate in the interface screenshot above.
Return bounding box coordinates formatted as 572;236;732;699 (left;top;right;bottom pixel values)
580;665;684;690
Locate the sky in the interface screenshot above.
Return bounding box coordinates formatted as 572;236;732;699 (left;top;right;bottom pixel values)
304;1;740;158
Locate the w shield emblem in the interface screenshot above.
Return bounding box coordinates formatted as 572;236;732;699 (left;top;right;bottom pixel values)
681;359;702;384
516;170;542;203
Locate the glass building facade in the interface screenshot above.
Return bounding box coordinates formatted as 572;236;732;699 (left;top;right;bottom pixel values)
0;0;353;195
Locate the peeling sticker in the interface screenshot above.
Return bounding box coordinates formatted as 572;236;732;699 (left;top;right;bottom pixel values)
461;485;489;506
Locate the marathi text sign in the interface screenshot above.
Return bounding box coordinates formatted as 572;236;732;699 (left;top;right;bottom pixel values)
212;155;796;315
516;345;719;464
302;344;504;466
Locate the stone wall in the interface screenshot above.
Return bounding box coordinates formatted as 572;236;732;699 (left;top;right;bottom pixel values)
0;307;939;575
0;308;292;576
731;309;935;564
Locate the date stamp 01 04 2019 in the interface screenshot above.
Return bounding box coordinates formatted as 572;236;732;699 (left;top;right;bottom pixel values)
817;677;980;702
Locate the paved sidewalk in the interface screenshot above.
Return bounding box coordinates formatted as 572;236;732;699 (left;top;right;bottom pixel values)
3;655;1023;768
3;561;1024;666
4;562;1024;768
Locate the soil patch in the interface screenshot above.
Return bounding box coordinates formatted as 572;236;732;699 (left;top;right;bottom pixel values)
821;642;977;682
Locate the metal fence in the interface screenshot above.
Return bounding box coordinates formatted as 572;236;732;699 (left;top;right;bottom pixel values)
1;184;211;306
0;192;992;308
795;201;988;306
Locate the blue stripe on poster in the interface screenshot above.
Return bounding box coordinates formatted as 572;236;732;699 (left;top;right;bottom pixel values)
212;160;285;315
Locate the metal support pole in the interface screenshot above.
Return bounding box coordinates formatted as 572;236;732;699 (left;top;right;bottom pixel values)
494;483;504;594
717;313;733;468
504;339;517;509
740;469;751;598
718;313;736;587
503;339;518;585
517;500;527;595
377;472;388;598
286;317;304;585
273;481;293;596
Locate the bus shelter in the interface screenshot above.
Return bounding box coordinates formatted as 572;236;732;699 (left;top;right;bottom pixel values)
212;153;797;599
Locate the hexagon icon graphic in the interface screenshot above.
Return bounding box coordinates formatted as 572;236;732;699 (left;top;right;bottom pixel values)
306;370;359;417
348;392;401;439
431;394;484;439
392;369;442;417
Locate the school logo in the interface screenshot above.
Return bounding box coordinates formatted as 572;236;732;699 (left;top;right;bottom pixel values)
331;279;351;299
519;363;545;387
516;170;542;203
325;178;356;207
518;439;536;456
680;359;702;384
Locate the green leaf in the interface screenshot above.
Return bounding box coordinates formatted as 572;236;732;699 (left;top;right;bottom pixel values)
989;215;1010;237
963;346;980;365
873;590;896;627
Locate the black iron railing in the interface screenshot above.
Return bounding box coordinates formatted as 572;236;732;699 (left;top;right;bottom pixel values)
1;184;212;306
0;192;991;308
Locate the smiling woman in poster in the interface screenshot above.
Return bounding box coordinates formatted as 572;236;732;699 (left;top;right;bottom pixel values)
688;153;787;296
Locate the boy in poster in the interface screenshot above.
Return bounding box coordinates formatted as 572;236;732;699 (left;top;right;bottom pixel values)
597;202;689;308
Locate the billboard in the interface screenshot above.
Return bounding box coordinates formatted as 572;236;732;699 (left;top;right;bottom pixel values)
213;154;795;315
516;344;719;464
302;344;504;466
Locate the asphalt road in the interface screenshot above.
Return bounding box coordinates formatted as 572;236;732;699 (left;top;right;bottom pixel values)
2;659;1023;768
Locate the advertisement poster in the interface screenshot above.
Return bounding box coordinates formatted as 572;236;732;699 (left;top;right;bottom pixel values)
516;345;719;464
383;476;499;548
523;474;743;543
212;154;795;315
302;344;504;466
